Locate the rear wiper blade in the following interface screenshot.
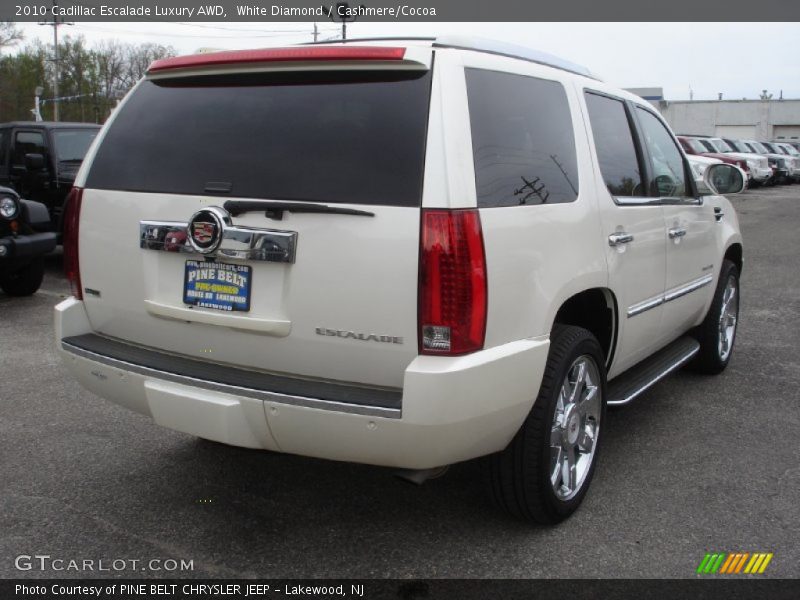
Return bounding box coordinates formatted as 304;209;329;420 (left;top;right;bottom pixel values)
223;200;375;220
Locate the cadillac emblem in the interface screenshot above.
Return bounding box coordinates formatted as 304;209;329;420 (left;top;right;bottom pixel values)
192;221;215;245
187;207;228;254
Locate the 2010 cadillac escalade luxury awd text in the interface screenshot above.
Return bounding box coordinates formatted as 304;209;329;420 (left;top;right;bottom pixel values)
56;37;745;523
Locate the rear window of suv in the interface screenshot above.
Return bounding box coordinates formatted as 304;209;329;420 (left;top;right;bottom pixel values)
466;69;579;207
86;70;432;207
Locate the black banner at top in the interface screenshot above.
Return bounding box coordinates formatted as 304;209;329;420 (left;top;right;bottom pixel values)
5;0;800;22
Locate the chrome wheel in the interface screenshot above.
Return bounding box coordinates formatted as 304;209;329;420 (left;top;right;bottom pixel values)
550;355;601;500
718;275;738;362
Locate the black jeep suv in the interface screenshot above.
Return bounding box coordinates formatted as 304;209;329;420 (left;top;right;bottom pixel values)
0;186;57;296
0;122;100;231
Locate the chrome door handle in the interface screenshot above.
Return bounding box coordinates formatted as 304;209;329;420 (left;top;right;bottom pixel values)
608;232;634;247
668;227;687;239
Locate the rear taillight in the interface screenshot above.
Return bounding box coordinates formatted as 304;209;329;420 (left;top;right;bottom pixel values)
63;187;83;300
419;209;487;356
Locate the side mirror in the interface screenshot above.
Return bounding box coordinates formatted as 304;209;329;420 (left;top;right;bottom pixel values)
24;153;46;171
703;163;745;195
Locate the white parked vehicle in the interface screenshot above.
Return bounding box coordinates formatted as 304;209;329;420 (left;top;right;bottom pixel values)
56;37;745;523
700;137;773;184
765;142;800;181
739;140;792;182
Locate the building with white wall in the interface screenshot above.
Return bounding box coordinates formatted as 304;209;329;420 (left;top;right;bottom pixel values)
625;88;800;141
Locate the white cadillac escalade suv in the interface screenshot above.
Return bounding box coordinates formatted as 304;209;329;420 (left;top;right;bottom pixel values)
56;37;745;524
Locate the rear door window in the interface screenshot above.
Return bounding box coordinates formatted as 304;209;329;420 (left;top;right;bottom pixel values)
466;69;579;207
12;131;47;167
86;70;433;207
53;129;98;162
584;92;644;197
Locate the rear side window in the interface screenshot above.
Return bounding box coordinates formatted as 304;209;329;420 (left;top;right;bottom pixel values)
13;131;47;167
584;92;643;197
86;71;432;207
53;129;98;162
466;69;578;207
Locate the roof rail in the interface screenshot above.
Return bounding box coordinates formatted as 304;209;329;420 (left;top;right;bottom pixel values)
306;35;600;80
433;36;599;80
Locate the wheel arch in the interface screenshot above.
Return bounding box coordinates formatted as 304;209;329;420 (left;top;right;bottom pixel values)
724;242;743;276
551;287;618;370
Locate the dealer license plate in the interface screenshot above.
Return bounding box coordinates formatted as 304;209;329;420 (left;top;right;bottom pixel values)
183;260;252;312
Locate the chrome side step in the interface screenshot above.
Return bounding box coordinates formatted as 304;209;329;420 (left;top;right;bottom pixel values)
607;336;700;406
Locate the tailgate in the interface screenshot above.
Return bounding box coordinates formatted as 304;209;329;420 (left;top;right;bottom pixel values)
77;51;433;389
78;192;419;388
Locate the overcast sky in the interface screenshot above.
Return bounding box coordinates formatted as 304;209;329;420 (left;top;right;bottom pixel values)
13;21;800;101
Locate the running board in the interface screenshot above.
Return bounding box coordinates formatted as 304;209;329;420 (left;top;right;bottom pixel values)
607;337;700;406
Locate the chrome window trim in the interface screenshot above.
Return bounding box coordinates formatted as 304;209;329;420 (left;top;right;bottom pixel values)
61;340;402;419
613;195;702;207
627;273;714;318
659;196;703;206
613;196;662;207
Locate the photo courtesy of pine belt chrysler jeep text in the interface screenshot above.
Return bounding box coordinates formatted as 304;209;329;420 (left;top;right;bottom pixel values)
56;37;745;524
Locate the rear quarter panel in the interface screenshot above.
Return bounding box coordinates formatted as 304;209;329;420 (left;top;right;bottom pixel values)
440;50;608;347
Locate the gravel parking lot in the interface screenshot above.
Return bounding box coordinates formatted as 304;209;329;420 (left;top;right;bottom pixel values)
1;185;798;579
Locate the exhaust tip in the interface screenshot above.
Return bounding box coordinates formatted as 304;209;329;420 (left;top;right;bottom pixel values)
394;465;449;486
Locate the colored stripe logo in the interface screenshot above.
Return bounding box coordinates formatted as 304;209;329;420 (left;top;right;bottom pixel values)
696;552;773;574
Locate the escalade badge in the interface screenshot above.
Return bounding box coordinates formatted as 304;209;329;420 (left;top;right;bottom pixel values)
187;208;227;254
316;327;403;344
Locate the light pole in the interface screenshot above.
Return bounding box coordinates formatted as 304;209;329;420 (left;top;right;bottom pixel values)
32;86;44;122
40;0;72;121
326;2;364;40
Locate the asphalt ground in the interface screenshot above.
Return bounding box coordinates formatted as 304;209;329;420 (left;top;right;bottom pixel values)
1;185;798;580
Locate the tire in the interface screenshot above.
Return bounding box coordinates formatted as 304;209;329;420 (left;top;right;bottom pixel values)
485;325;607;524
690;259;739;375
0;257;45;296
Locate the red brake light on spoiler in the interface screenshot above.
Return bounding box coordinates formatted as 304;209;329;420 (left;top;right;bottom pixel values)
148;46;407;73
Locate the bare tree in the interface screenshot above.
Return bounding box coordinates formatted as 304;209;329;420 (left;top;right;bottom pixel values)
0;21;24;50
1;35;175;122
123;43;175;88
94;40;126;101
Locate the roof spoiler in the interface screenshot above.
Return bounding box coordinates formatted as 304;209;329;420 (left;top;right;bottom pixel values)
148;46;416;75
